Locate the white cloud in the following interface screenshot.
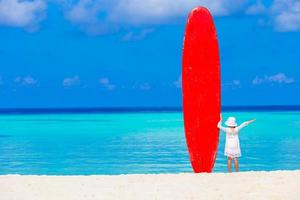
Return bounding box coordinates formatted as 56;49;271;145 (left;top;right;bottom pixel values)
139;82;151;90
122;28;155;41
271;0;300;31
245;0;267;15
1;0;299;33
252;76;264;85
268;73;294;83
222;79;241;89
14;76;38;86
243;0;300;32
99;78;109;85
64;0;107;27
252;73;294;85
63;75;81;87
64;0;114;35
109;0;247;25
0;0;46;29
62;0;299;34
62;0;247;33
173;75;182;88
99;77;115;90
232;80;241;86
65;0;98;24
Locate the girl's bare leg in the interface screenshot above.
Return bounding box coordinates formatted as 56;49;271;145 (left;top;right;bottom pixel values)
233;158;239;172
227;157;232;172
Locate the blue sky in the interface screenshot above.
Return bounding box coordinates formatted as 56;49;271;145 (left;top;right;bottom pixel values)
0;0;300;108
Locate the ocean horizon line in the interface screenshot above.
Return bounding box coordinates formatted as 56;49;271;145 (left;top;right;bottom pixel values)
0;105;300;114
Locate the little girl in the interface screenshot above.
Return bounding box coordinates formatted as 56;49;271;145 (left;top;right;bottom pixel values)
218;115;255;172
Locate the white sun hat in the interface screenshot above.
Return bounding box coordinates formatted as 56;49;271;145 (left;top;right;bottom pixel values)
225;117;237;127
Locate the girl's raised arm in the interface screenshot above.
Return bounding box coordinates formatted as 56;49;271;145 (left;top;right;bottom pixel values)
217;114;227;132
237;119;256;131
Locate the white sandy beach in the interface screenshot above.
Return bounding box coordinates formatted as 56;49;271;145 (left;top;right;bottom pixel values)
1;170;299;200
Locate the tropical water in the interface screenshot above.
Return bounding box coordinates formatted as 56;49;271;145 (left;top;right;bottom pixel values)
0;110;299;175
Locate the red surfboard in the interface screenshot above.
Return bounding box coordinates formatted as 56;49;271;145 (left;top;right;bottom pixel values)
182;7;221;173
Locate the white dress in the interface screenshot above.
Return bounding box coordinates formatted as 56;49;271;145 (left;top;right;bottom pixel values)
217;121;250;158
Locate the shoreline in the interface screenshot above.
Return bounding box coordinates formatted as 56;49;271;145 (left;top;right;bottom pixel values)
1;170;299;200
1;169;299;176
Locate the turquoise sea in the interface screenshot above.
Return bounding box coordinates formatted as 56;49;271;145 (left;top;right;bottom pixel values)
0;110;299;175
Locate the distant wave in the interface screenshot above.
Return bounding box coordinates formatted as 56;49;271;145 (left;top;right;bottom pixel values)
0;107;181;115
222;105;300;112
